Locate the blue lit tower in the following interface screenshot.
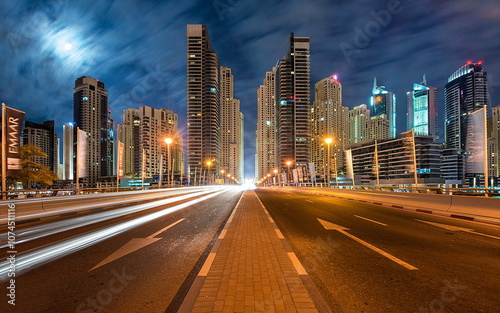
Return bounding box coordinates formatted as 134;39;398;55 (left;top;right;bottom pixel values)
371;78;396;138
407;75;438;137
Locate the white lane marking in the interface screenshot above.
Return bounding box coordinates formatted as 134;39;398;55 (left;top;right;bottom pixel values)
288;252;308;275
218;229;227;239
317;218;350;230
90;238;161;271
305;200;314;203
90;218;186;270
199;252;216;276
147;218;185;238
317;218;418;270
268;216;275;223
275;229;285;239
416;219;500;240
354;215;388;226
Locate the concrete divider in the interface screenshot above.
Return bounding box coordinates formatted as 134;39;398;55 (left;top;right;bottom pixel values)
448;196;500;219
276;187;499;220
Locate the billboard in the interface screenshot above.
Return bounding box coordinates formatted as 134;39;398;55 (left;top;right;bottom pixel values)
2;105;25;176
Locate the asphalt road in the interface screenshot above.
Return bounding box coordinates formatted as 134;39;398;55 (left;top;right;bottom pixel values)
0;187;243;313
255;188;500;313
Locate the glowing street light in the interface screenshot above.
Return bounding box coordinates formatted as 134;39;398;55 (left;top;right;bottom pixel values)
206;161;212;185
325;138;333;187
286;161;292;186
165;138;173;187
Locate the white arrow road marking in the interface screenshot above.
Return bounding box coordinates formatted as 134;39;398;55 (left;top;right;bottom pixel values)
416;219;500;240
90;218;185;271
354;215;388;226
317;218;418;270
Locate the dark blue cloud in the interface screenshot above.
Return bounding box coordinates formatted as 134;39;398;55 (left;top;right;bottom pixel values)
1;0;499;179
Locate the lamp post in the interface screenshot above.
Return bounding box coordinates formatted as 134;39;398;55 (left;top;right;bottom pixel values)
286;161;292;186
267;173;271;186
273;169;278;186
325;138;333;187
165;138;172;187
220;169;225;184
206;161;212;185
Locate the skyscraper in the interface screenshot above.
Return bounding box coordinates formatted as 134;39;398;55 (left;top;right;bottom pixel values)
444;62;488;183
275;33;310;170
256;70;276;179
348;104;370;144
220;66;244;181
117;108;140;176
366;114;390;141
22;120;58;173
371;78;396;138
142;106;181;178
186;24;220;180
73;76;113;186
407;76;438;137
311;75;348;176
62;122;74;181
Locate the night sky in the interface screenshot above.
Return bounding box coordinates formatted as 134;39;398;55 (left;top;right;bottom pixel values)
1;0;500;179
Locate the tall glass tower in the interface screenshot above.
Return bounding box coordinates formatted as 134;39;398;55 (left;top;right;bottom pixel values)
407;76;438;137
370;78;396;138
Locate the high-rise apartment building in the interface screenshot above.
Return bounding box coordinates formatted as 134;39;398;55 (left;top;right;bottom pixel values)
73;76;113;186
366;114;390;141
371;78;396;138
140;106;182;178
275;33;310;170
22;120;58;173
311;75;348;175
407;77;438;137
348;104;371;144
220;66;244;181
62;122;74;180
186;24;220;180
444;62;488;183
256;70;276;179
117;108;140;176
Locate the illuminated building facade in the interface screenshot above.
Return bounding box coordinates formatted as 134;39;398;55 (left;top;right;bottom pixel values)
256;70;276;179
407;76;438;137
371;78;396;138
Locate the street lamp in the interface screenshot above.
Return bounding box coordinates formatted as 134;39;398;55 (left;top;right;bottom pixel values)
220;169;225;184
165;138;172;187
286;161;292;186
325;138;333;187
206;161;212;185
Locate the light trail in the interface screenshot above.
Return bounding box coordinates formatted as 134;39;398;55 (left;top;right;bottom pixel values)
0;188;229;281
0;189;214;249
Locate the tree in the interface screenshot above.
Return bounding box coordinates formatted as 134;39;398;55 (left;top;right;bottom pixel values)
17;144;59;189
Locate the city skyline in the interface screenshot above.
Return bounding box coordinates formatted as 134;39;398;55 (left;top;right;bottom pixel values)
1;0;500;179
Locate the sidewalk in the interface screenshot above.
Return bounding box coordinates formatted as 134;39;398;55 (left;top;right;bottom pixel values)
178;190;330;313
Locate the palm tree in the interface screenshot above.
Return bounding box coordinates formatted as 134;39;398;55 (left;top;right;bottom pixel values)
17;144;58;189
